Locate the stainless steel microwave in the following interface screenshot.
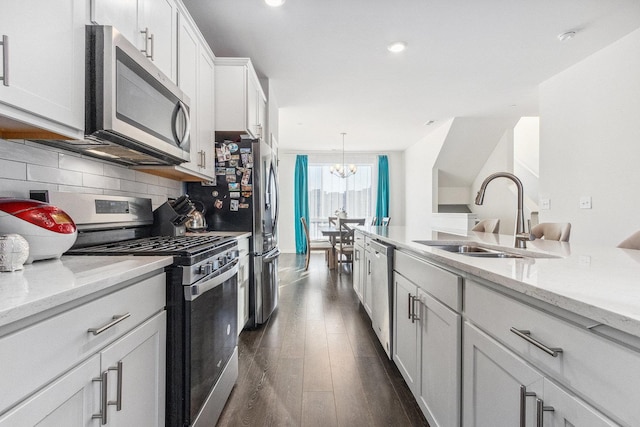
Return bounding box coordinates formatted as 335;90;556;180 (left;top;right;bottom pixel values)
33;25;191;166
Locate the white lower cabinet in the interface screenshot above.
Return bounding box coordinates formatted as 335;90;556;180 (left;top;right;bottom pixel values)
0;272;167;426
463;322;618;427
353;240;365;301
392;252;462;427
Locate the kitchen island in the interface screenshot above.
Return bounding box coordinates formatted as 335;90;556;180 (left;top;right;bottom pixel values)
357;225;640;427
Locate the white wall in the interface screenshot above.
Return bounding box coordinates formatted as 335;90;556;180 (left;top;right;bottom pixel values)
539;27;640;246
0;139;183;207
404;119;452;231
278;150;405;253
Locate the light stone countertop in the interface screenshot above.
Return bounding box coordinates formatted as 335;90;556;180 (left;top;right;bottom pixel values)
357;225;640;339
0;255;173;330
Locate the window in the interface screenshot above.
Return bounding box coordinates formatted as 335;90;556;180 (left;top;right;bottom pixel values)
307;154;377;239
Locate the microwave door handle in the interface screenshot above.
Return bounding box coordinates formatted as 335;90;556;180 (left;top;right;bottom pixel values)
175;101;191;146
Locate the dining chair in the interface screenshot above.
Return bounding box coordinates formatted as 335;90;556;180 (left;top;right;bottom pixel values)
472;219;500;233
617;230;640;250
301;217;333;270
530;222;571;242
381;217;391;226
335;218;365;273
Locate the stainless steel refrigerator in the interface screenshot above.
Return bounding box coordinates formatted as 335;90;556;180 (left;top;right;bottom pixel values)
187;136;279;328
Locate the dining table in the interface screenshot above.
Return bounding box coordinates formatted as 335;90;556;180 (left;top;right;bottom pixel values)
319;226;346;269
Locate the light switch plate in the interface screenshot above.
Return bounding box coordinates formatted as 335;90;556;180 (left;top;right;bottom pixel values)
579;196;592;209
539;198;550;210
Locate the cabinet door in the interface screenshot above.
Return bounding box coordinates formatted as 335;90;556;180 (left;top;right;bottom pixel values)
238;254;250;333
140;0;177;81
540;380;618;427
257;90;267;139
90;0;139;44
416;289;461;427
246;70;259;137
393;274;418;391
178;13;199;170
0;355;100;427
463;322;543;427
100;311;166;427
0;0;85;132
195;47;215;177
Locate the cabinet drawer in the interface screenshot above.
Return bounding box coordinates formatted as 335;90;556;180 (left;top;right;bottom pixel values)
0;272;165;412
465;279;640;426
237;236;250;256
354;231;366;246
394;250;461;311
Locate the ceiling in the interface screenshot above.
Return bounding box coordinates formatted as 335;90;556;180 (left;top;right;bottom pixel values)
183;0;640;152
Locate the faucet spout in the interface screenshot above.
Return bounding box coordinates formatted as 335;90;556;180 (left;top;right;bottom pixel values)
475;172;528;248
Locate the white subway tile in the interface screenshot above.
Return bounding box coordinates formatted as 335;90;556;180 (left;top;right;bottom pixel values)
0;159;27;180
134;171;159;185
0;179;58;198
59;153;105;175
83;173;120;190
120;180;149;194
104;163;137;181
0;139;58;167
27;165;83;186
57;185;104;195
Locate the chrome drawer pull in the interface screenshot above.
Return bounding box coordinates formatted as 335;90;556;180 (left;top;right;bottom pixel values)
519;385;536;427
92;371;109;424
510;327;563;357
88;313;131;335
411;295;420;322
407;292;412;321
1;35;8;87
536;398;554;427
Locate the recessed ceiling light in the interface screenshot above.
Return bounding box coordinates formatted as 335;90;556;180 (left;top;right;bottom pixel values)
424;120;435;126
265;0;285;7
557;31;576;42
387;41;407;53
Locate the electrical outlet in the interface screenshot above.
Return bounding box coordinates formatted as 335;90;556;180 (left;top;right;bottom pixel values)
539;198;550;210
579;196;592;209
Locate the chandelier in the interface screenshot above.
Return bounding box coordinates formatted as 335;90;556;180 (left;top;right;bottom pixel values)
330;133;357;178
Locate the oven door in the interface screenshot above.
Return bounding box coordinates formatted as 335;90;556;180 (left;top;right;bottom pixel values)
185;261;238;423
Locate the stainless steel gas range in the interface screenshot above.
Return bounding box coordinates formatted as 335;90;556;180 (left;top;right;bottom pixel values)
33;191;239;427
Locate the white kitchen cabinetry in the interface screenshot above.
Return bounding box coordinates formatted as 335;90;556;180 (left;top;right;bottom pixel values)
237;235;250;333
215;58;267;139
0;272;166;426
464;279;629;426
176;8;215;180
362;244;373;317
0;0;85;139
90;0;177;81
393;250;462;427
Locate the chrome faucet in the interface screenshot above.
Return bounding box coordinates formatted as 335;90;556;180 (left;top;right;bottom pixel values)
475;172;529;249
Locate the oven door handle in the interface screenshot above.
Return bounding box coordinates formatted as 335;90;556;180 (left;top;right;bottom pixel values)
185;260;238;301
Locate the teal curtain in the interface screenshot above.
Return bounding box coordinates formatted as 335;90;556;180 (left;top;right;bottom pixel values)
375;155;389;225
294;155;309;253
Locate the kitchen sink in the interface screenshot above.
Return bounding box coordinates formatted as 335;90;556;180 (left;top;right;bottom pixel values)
414;241;523;258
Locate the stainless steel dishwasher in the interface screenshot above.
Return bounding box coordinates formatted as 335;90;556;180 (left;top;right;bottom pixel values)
368;239;394;359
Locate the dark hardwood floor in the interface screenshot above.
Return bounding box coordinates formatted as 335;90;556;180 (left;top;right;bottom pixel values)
216;253;428;427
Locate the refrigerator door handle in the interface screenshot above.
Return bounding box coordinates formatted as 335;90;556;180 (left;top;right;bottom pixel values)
259;247;280;262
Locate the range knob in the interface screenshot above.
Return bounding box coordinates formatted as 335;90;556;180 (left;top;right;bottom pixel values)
198;263;212;275
212;258;221;270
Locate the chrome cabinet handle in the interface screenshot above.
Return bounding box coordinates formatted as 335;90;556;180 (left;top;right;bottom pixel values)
140;28;152;58
108;361;123;411
88;313;131;335
407;292;412;321
519;385;536;427
149;33;154;60
1;35;8;86
536;398;554;427
510;327;563;357
411;295;420;322
92;371;109;424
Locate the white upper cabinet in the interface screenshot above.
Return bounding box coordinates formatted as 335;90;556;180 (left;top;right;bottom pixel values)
0;0;85;138
215;57;267;139
90;0;177;81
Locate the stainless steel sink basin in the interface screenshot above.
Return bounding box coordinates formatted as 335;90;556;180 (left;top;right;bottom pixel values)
413;241;523;258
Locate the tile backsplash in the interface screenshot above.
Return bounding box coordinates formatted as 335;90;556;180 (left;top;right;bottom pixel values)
0;139;184;208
